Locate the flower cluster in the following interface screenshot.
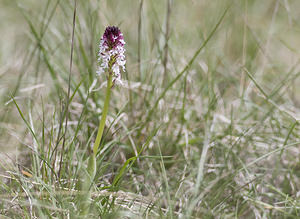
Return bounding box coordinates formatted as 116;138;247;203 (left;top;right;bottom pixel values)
97;26;126;85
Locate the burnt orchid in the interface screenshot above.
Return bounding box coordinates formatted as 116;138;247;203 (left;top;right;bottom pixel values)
80;26;126;215
93;26;126;157
97;26;126;85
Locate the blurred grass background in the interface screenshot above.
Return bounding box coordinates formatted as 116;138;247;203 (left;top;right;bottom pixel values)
1;0;300;218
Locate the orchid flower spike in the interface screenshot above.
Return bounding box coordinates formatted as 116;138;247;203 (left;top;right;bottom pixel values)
97;26;126;85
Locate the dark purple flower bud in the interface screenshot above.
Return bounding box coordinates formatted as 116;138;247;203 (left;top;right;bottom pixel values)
102;26;125;49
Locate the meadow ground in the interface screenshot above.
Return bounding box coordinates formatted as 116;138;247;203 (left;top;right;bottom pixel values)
1;0;300;218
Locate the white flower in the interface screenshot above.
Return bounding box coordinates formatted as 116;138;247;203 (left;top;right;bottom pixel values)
97;26;126;85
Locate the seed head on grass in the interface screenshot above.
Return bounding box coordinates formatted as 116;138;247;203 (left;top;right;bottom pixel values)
97;26;126;85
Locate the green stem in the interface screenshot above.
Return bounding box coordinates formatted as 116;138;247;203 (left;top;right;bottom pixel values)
93;73;113;156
